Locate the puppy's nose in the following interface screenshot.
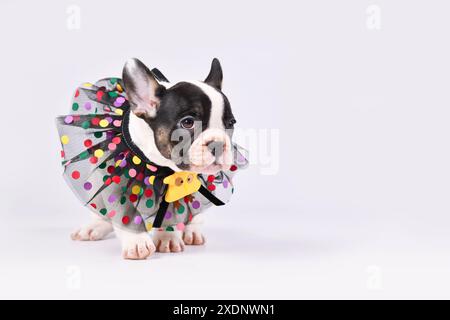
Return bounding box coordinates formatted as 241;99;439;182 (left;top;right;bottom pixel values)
207;141;224;158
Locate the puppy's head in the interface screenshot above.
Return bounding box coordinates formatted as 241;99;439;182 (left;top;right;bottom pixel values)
123;58;236;174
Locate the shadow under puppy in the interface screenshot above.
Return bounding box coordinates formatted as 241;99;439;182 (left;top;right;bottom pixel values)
56;58;247;259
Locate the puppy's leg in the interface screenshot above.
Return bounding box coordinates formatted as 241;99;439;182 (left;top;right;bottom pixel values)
71;213;113;241
114;225;155;260
153;230;185;253
183;214;206;245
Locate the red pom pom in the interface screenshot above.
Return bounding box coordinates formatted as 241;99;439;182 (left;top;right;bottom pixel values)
144;189;153;197
84;139;92;148
91;117;100;126
122;216;130;225
112;176;121;184
96;90;104;101
71;171;80;180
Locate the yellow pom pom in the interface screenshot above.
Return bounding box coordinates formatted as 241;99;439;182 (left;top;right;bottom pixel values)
132;156;141;165
131;185;141;195
94;149;104;158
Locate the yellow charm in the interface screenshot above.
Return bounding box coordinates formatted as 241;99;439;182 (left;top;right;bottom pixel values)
163;171;201;202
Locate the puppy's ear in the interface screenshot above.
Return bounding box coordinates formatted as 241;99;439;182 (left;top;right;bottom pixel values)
151;68;170;83
204;58;223;90
122;58;165;118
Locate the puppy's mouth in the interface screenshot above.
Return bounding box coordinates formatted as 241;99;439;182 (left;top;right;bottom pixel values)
187;129;233;175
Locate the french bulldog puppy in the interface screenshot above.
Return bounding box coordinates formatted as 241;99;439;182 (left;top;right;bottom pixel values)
71;58;238;260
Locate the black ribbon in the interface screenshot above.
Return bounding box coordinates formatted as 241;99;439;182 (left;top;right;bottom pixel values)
152;183;225;229
198;185;225;206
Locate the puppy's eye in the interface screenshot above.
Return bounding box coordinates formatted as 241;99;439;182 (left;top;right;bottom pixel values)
227;119;236;128
180;116;195;129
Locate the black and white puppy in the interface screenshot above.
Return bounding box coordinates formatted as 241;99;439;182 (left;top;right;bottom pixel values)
71;58;237;259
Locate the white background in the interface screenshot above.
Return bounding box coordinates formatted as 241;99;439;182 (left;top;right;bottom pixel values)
0;0;449;299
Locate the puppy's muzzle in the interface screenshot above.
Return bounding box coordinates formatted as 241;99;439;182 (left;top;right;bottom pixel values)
207;141;224;159
188;129;233;173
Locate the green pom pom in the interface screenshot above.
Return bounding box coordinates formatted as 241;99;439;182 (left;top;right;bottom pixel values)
79;151;89;159
81;121;90;129
146;199;154;208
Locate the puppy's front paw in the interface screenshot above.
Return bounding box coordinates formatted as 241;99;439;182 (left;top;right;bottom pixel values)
153;231;185;253
71;220;113;241
183;225;206;245
121;233;156;260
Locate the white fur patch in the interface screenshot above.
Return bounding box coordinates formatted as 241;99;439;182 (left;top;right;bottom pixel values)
128;112;180;171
